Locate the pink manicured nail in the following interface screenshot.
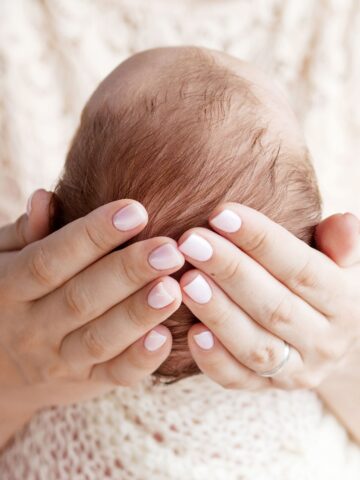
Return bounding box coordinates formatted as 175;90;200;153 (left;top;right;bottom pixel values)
144;330;167;351
183;274;212;304
210;210;242;233
112;203;147;231
26;191;36;216
178;233;213;261
147;282;175;309
148;243;183;270
194;331;214;350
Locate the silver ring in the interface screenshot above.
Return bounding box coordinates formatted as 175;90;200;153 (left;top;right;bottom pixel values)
256;341;291;378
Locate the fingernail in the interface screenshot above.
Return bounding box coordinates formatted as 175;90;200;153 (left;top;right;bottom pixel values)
144;330;167;351
194;331;214;350
148;243;183;270
178;233;213;261
183;274;212;304
147;281;175;309
26;191;36;216
112;203;147;231
210;209;242;233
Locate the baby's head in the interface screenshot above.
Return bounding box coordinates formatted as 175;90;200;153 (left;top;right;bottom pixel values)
51;46;322;382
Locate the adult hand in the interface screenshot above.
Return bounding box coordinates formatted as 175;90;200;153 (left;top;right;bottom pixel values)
177;203;360;390
0;190;184;418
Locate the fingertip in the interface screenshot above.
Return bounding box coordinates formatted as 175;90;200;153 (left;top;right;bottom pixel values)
143;325;172;353
26;190;36;217
187;322;210;345
180;270;213;305
315;212;360;266
179;268;202;287
160;276;182;304
316;213;359;243
208;205;242;233
26;189;53;242
128;199;149;226
112;200;148;232
146;276;182;310
342;212;360;235
191;328;215;351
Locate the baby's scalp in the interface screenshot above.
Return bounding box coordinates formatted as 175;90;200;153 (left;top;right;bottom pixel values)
51;46;321;382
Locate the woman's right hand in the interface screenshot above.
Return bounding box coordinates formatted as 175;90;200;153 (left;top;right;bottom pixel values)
0;190;184;420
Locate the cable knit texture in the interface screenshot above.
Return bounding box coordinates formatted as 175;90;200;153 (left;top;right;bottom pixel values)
1;0;360;479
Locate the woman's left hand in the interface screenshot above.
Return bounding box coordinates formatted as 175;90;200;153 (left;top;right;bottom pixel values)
177;203;360;390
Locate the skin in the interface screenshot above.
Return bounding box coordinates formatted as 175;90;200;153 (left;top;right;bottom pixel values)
1;47;359;450
0;190;184;450
1;189;359;452
180;206;360;391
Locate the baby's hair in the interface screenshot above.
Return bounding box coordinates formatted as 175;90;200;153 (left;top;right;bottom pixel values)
51;47;322;383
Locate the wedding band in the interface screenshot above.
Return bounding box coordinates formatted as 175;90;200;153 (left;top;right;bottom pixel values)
256;341;291;378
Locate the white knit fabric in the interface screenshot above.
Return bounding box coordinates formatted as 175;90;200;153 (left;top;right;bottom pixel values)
1;375;360;480
1;0;360;478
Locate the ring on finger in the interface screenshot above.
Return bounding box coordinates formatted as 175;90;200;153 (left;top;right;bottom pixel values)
255;341;291;377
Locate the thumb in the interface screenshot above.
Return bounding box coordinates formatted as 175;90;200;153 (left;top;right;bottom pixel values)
315;212;360;267
0;189;53;251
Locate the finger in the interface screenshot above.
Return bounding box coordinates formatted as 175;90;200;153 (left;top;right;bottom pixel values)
315;213;360;267
179;269;304;386
188;323;269;390
3;199;149;301
0;189;52;251
26;189;53;243
33;238;184;338
178;227;331;342
59;276;181;370
90;325;172;387
206;202;340;312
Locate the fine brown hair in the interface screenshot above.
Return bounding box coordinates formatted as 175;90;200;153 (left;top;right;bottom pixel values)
50;47;322;383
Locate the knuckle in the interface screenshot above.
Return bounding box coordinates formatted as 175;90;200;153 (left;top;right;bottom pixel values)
315;340;343;363
123;301;148;330
83;221;110;253
207;305;233;331
243;230;269;257
289;255;317;291
267;294;294;328
117;253;147;287
248;341;281;372
82;325;108;360
28;245;55;287
64;282;95;319
218;258;243;284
